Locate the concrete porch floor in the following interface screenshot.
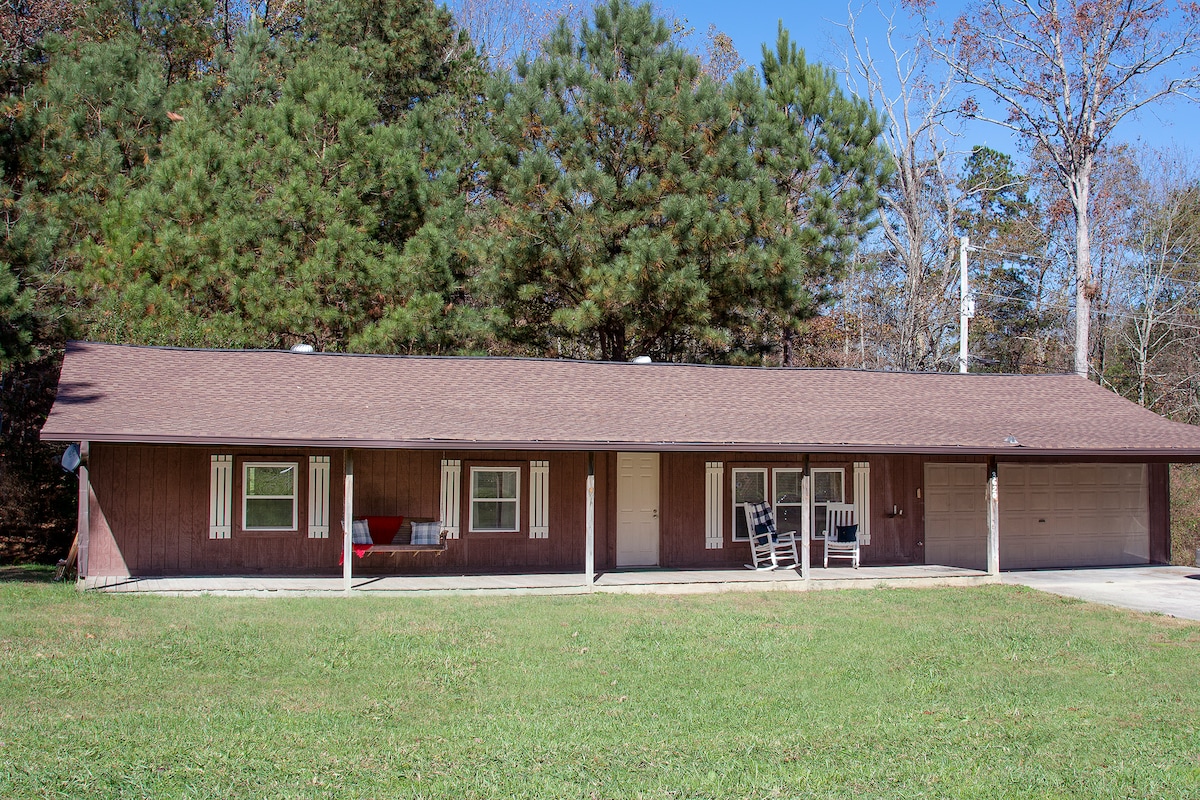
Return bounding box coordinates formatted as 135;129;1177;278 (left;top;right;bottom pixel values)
81;564;993;596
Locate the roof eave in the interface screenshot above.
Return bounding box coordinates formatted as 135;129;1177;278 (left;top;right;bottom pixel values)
38;431;1200;460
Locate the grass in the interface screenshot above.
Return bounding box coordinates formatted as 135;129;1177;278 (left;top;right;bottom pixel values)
1;581;1198;799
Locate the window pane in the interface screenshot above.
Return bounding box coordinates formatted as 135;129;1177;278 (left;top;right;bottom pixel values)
734;471;766;504
814;471;843;503
775;471;802;503
778;506;804;533
473;470;517;500
247;465;294;497
735;512;749;540
246;498;294;528
473;500;516;530
473;470;499;499
814;506;828;538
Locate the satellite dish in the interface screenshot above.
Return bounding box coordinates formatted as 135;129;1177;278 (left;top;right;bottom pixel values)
61;443;81;473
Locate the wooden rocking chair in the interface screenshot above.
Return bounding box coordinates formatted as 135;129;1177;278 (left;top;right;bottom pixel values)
743;501;801;571
822;503;860;568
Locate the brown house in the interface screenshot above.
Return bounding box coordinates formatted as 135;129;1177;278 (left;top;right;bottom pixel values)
39;342;1200;587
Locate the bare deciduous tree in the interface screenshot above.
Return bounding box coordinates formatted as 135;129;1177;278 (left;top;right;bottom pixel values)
919;0;1200;377
1103;148;1200;416
449;0;589;68
841;1;960;370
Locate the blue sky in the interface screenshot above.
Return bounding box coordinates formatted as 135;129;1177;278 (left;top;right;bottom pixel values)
666;0;1200;156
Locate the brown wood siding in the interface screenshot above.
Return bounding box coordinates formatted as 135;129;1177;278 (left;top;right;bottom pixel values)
85;443;1164;578
868;455;926;565
660;453;711;567
658;453;856;568
87;443;345;577
1149;462;1170;564
352;450;594;575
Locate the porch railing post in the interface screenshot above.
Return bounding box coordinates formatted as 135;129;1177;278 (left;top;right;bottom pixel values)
986;456;999;577
585;453;595;590
343;450;354;595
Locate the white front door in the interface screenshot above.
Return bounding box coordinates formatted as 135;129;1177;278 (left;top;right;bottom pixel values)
616;452;660;567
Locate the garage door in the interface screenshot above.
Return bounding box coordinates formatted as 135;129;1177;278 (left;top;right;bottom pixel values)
999;464;1148;569
925;463;987;570
923;463;1149;570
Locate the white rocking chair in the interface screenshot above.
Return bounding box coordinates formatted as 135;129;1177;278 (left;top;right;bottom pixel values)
743;501;801;571
823;503;860;568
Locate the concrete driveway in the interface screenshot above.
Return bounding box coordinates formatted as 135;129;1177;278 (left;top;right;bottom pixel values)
1002;565;1200;621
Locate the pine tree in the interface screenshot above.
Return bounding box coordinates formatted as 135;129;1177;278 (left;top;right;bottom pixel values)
73;3;485;353
475;0;887;363
958;146;1047;372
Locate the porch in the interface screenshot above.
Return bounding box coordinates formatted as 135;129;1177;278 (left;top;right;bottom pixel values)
80;563;993;596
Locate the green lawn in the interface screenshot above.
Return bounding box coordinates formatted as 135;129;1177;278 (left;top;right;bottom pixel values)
1;581;1197;799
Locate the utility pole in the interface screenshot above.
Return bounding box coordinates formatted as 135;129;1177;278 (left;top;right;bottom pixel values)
959;236;975;373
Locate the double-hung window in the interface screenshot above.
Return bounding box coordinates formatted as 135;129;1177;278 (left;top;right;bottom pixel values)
811;468;845;539
732;468;768;541
773;469;805;534
242;462;298;531
469;467;520;532
732;466;842;540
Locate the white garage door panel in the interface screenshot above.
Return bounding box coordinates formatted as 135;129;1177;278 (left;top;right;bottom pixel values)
998;464;1149;569
924;462;1150;571
924;463;987;570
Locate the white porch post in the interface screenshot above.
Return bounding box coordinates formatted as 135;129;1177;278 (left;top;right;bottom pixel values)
800;459;811;582
986;457;1000;577
585;453;595;590
343;450;354;595
77;441;90;582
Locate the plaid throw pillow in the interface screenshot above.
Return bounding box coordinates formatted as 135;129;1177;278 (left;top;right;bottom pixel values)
410;521;442;546
351;519;373;545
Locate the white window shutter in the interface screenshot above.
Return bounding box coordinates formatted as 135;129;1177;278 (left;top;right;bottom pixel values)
854;461;871;545
307;456;330;538
529;460;550;538
440;459;461;539
209;455;233;539
705;461;724;549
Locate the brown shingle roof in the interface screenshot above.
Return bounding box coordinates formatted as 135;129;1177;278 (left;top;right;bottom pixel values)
39;341;1200;457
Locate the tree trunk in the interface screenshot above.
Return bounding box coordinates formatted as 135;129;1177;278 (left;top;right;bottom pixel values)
1073;170;1092;378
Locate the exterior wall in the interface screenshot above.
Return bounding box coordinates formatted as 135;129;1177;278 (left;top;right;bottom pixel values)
86;444;345;577
1150;463;1170;563
82;442;1174;577
867;454;928;565
658;452;923;568
352;449;604;575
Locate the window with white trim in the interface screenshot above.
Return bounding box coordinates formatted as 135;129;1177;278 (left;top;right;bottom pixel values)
732;466;841;541
242;462;299;531
812;468;845;539
773;468;805;535
732;468;767;541
469;467;520;532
